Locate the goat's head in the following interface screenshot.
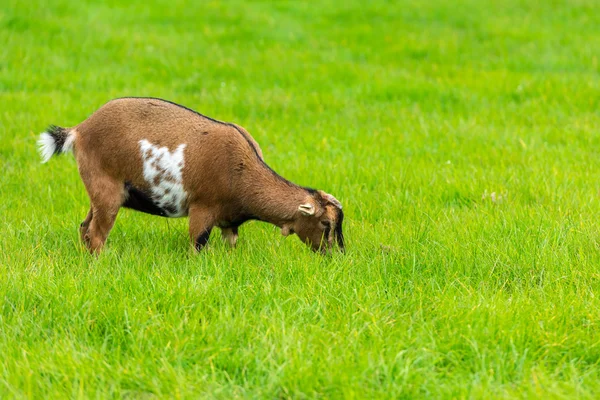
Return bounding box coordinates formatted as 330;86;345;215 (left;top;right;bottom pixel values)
281;190;345;253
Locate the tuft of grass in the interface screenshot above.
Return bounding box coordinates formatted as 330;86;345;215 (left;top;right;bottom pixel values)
2;0;600;397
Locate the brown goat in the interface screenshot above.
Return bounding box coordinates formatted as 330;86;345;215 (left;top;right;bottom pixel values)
38;97;344;254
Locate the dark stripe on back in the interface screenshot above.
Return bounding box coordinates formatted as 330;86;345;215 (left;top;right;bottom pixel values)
117;97;263;158
116;97;317;195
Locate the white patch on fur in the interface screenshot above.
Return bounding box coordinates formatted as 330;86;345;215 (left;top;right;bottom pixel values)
62;131;76;153
139;139;188;217
37;132;56;163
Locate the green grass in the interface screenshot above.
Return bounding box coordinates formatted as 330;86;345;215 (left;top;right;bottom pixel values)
2;0;600;397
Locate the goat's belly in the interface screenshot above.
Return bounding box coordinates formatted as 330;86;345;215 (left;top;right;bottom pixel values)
123;182;188;218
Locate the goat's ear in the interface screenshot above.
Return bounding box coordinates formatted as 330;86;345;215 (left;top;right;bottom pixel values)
298;203;315;216
318;190;342;210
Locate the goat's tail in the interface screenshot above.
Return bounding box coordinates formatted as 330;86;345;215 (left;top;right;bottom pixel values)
37;125;76;163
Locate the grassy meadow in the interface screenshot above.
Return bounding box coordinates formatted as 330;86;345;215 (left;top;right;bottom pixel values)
2;0;600;397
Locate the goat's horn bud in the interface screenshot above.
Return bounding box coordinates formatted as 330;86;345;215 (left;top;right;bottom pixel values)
323;193;342;209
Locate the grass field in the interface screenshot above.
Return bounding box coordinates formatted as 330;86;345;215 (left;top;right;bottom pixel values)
2;0;600;398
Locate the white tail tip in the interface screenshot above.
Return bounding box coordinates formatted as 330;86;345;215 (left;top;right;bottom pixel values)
37;132;56;163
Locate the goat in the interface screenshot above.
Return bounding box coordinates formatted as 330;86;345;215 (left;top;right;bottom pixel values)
37;97;344;254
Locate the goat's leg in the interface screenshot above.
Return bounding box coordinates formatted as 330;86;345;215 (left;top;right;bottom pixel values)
221;227;239;247
79;207;93;243
189;204;215;252
81;177;124;254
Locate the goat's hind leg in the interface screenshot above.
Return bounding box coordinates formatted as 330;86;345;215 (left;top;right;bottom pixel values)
81;177;124;254
79;207;93;244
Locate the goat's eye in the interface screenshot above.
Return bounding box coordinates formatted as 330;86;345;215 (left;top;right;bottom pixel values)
320;221;331;228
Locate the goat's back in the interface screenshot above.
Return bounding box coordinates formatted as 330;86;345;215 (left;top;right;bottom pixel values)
74;97;261;207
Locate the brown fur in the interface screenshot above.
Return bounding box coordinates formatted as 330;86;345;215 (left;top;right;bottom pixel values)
42;97;344;254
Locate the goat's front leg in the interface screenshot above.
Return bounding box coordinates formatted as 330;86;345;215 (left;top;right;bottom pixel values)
221;227;239;247
189;204;215;252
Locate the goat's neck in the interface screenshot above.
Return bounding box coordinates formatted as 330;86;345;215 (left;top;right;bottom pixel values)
242;165;310;227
